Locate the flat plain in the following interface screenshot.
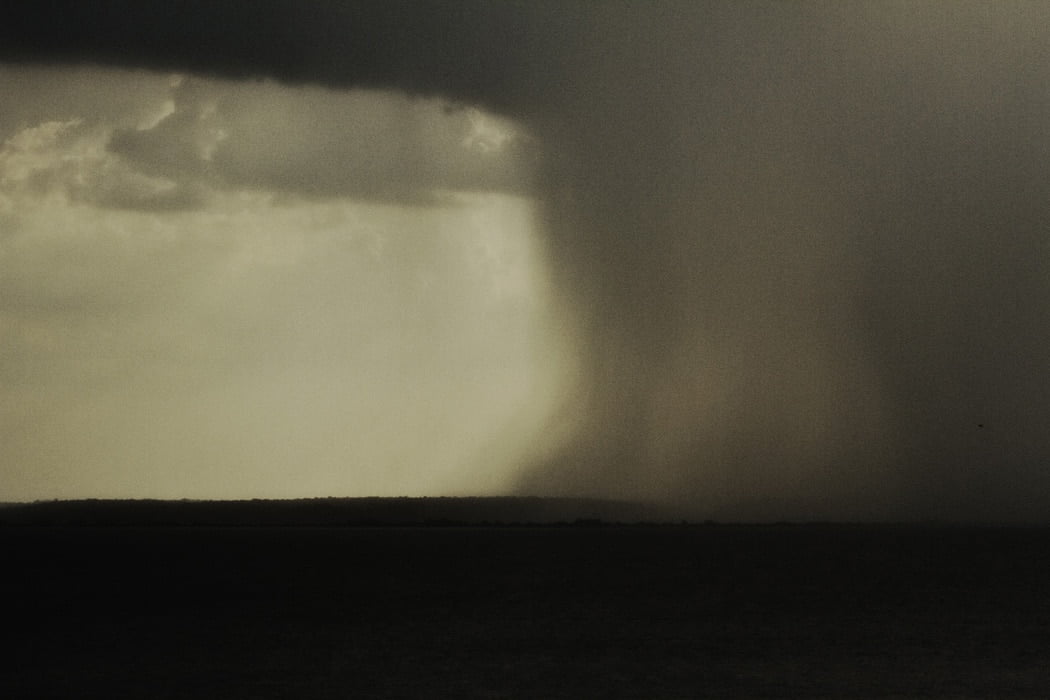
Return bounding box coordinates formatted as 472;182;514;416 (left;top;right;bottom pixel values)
3;524;1050;698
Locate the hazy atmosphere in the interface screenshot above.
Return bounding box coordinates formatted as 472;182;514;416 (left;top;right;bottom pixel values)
3;1;1050;522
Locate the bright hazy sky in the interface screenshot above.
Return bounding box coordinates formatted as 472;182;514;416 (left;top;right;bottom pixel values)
1;66;577;500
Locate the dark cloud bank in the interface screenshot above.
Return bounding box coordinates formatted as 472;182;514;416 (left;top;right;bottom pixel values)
6;1;1050;522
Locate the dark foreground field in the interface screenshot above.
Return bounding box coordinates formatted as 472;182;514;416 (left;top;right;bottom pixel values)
3;525;1050;698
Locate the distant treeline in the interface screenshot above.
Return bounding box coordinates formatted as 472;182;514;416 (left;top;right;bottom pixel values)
0;497;667;527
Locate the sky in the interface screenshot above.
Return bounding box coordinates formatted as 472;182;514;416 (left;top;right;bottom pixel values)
0;67;576;500
3;1;1050;521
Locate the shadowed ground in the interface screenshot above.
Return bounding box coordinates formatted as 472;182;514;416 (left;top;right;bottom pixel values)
4;525;1050;698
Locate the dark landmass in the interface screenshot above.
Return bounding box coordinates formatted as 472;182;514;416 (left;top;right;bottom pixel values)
0;496;667;527
5;501;1050;697
3;523;1050;698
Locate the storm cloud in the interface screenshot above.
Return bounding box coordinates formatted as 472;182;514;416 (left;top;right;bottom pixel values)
107;76;537;202
4;2;1050;521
